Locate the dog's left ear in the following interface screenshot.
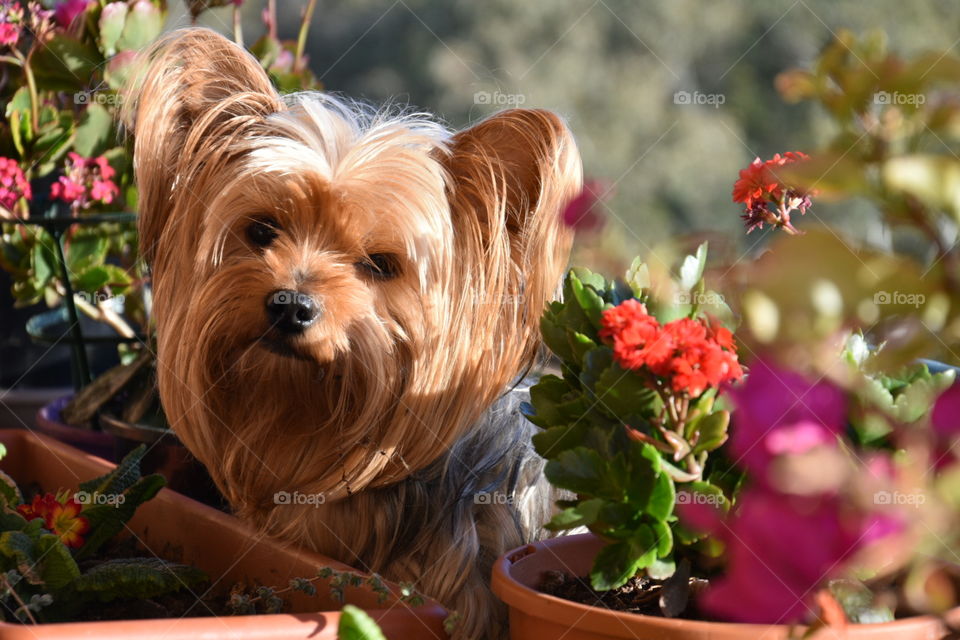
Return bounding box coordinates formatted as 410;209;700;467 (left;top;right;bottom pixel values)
444;108;580;343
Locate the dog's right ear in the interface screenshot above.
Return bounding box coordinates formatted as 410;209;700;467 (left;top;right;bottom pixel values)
122;28;282;264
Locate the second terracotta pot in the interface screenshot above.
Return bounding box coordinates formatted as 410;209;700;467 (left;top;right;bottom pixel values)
492;533;956;640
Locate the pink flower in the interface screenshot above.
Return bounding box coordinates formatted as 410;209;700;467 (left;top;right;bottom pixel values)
684;489;878;624
0;1;23;47
932;383;960;440
53;0;90;29
50;152;119;210
561;179;608;231
0;156;31;213
727;359;846;479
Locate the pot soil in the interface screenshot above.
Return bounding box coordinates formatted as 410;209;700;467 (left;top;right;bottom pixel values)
492;533;960;640
0;429;449;639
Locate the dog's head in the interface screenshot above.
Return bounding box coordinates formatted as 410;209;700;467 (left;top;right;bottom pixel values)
124;28;579;515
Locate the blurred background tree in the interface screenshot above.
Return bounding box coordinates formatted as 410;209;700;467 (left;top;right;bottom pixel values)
194;0;957;270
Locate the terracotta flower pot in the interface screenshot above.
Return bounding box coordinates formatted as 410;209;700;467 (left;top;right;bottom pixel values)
492;533;959;640
0;429;448;639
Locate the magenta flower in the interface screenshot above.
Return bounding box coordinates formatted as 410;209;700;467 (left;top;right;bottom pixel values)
50;152;119;211
727;359;847;479
0;1;23;47
0;157;31;214
561;179;608;231
53;0;90;29
932;383;960;440
690;489;875;624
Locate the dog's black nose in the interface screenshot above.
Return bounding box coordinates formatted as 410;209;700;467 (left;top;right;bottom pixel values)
266;289;319;334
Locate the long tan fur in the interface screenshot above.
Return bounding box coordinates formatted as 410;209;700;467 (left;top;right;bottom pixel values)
124;28;579;639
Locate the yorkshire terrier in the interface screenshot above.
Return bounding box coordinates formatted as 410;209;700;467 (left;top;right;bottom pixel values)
125;28;580;639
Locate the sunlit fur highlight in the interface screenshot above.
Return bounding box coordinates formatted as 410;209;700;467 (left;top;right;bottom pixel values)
123;28;579;639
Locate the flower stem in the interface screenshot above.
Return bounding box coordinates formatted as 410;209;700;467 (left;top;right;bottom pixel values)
13;49;38;133
294;0;318;74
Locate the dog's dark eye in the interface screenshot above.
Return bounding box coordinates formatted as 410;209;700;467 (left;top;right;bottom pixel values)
357;253;400;279
246;217;280;248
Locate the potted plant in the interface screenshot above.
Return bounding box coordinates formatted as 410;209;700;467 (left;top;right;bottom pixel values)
493;31;960;639
0;428;450;638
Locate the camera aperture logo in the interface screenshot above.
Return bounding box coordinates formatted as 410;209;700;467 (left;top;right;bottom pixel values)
74;490;125;507
874;490;925;507
473;90;526;106
676;491;724;506
674;90;725;108
873;290;925;308
273;490;326;508
474;491;513;505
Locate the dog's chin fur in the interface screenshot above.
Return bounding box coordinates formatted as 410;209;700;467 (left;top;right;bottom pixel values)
124;28;580;640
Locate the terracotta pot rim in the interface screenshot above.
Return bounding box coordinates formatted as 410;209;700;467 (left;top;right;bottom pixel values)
492;533;948;635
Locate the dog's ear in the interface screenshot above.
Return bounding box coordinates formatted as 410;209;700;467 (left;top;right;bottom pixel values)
122;28;282;264
445;108;579;294
444;108;579;357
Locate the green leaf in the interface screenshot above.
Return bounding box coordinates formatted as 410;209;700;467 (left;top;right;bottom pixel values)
546;498;604;532
532;422;589;458
594;366;656;421
590;528;657;591
570;274;606;328
98;2;128;57
646;472;675;522
31;36;101;92
67;235;108;273
646;556;675;580
74;473;166;561
74;103;114;157
679;242;708;291
73;266;110;293
37;534;81;589
5;87;32;154
31;239;56;288
540;313;574;362
0;470;21;506
544;448;607;497
72;557;207;602
0;530;40;582
338;604;388;640
625;257;649;296
691;410;730;455
116;0;164;52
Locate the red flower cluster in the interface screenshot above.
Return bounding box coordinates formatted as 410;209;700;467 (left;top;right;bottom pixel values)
0;156;31;214
732;152;812;235
17;493;90;548
600;299;742;397
51;152;119;211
